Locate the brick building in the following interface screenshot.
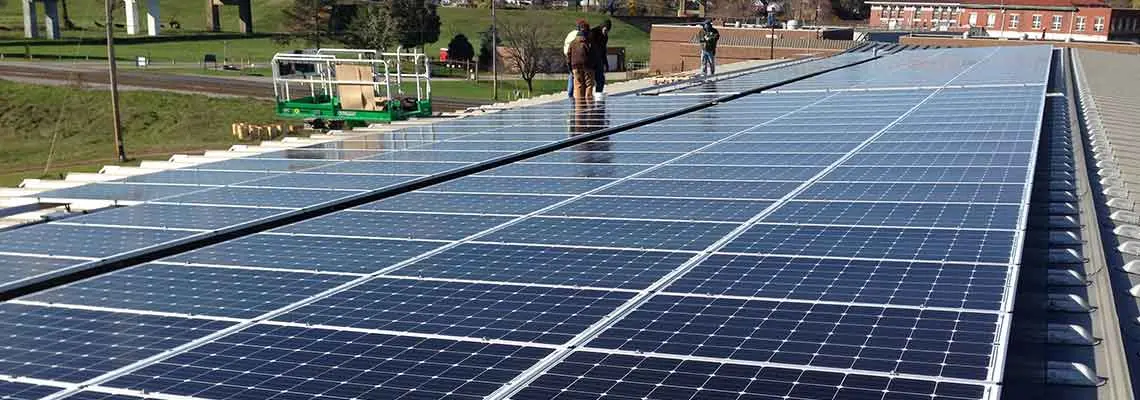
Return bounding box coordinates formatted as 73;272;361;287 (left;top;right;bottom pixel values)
868;0;1140;41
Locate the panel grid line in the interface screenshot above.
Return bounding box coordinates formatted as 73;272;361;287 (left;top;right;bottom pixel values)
487;48;1006;400
35;84;850;400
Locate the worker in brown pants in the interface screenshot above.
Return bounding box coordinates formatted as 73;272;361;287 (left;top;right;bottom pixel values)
567;29;594;102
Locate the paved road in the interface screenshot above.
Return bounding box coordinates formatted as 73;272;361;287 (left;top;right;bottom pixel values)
0;62;490;112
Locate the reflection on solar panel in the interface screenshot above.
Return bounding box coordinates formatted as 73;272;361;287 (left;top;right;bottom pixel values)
0;94;723;294
0;45;1051;400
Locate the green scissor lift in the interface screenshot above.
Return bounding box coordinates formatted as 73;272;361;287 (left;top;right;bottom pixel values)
272;49;433;130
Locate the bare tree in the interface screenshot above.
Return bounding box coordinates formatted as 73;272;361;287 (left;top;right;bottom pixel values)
497;18;558;95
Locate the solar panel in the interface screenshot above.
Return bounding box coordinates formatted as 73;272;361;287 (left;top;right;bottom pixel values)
103;324;553;400
587;295;999;380
28;263;355;318
0;224;190;258
666;254;1008;309
63;203;282;230
0;382;61;400
4;93;735;295
166;234;446;274
389;243;694;290
0;46;1053;400
275;277;634;344
0;303;233;382
511;351;991;400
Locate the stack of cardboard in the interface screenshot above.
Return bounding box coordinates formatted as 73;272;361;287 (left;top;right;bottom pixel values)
335;64;385;111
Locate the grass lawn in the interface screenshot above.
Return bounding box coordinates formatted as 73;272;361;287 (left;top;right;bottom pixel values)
0;80;277;186
0;5;649;63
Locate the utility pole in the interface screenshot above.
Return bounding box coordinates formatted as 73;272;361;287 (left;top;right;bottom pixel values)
105;0;127;162
491;0;498;101
768;3;779;60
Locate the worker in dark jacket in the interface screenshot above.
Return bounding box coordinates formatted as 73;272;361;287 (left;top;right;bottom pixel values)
567;30;594;101
699;21;720;76
588;19;612;96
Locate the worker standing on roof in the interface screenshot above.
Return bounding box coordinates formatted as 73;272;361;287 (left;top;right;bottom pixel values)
568;29;594;102
589;19;612;98
565;20;590;99
699;21;720;77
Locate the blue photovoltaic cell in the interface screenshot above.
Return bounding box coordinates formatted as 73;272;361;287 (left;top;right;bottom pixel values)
389;243;693;290
879;131;1033;142
245;148;382;160
30;183;204;202
159;186;355;208
0;224;189;258
0;303;233;382
667;254;1008;310
238;172;418;191
428;176;616;195
722;224;1015;264
513;351;989;400
121;170;273;185
480;217;738;251
704;142;861;153
366;150;512;162
158;187;353;208
548;196;773;222
643;166;822;181
61;392;144;400
274;212;514;240
588;295;999;380
168;234;445;274
276;278;633;344
307;161;462;175
529;151;679;164
479;163;650;179
65;204;282;230
106;324;552;400
191;158;334;171
425;141;543;151
765;201;1021;230
29;263;355;318
0;382;61;399
862;141;1034;153
617;133;733;143
797;182;1025;203
597;179;797;200
355;192;570;215
0;255;79;286
844;153;1032;167
582;141;707;153
677;153;843;166
823;166;1028;183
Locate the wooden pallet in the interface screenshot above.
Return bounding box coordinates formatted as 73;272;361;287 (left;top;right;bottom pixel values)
651;73;696;85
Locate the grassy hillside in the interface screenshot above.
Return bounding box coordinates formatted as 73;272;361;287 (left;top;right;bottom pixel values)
0;5;649;63
0;81;276;186
0;0;293;37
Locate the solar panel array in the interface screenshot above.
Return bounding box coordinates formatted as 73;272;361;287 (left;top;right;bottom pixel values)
0;45;1051;400
0;89;734;294
650;53;874;96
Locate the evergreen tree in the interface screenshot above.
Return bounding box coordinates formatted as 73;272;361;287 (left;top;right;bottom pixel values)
446;34;476;61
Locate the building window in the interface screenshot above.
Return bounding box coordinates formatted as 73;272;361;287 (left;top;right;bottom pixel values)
1032;15;1042;29
1076;16;1086;31
913;8;920;20
987;13;996;27
1010;14;1020;29
969;12;978;25
1052;15;1062;30
1095;16;1105;32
